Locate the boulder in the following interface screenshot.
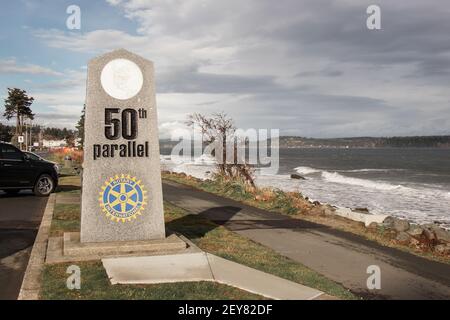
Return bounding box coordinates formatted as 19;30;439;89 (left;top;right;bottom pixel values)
423;228;436;242
395;232;411;245
382;217;395;228
434;228;450;243
383;217;410;232
365;214;390;227
423;224;450;243
407;225;424;237
290;174;306;180
353;207;369;213
395;219;410;232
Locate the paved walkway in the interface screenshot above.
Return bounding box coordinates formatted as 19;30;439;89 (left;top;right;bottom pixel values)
162;180;450;299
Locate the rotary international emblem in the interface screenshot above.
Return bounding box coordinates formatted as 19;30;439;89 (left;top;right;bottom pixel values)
99;174;147;222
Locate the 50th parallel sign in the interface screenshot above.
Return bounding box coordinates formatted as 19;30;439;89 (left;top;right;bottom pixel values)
81;49;165;243
93;108;149;160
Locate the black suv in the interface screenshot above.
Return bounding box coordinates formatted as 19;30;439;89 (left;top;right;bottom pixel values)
0;142;58;196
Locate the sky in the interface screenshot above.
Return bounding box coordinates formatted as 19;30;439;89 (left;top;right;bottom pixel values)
0;0;449;138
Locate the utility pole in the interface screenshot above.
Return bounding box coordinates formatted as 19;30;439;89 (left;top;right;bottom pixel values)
25;121;28;151
28;119;33;151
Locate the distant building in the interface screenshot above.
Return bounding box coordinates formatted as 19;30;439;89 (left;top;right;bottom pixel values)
42;139;67;148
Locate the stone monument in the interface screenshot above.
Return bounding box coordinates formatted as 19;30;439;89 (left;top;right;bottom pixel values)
81;49;165;243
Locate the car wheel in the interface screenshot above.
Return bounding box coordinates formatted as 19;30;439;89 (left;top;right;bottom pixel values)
34;174;54;197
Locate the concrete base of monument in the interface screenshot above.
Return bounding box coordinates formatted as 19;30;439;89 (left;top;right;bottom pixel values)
46;231;192;264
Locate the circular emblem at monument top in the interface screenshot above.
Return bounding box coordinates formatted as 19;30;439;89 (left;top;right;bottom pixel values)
100;58;143;100
99;174;147;223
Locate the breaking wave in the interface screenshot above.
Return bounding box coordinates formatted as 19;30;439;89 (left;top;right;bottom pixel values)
294;166;321;175
161;155;450;228
321;171;406;191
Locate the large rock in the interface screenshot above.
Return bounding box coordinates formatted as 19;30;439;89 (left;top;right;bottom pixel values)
423;224;450;243
395;232;411;245
382;217;395;228
394;219;411;232
290;174;306;180
352;207;369;213
407;225;424;237
423;228;436;242
434;228;450;243
365;215;390;227
383;217;410;232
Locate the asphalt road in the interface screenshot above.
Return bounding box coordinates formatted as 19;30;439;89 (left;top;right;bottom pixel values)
0;190;48;300
163;180;450;300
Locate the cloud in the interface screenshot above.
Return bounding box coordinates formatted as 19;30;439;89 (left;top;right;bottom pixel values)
33;69;86;90
158;121;189;139
23;68;87;129
0;58;62;76
29;0;450;137
33;29;148;54
106;0;122;5
158;64;285;94
37;105;83;120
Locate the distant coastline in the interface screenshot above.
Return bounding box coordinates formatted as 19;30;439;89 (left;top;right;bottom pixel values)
278;136;450;149
159;135;450;149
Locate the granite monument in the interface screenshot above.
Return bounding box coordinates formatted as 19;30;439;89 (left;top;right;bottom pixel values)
81;49;165;243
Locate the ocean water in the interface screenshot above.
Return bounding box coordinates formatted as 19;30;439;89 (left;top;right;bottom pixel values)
160;148;450;229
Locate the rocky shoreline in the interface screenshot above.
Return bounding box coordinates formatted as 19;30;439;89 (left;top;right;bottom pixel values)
290;173;450;256
306;201;450;256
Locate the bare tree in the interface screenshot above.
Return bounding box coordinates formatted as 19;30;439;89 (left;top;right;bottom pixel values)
186;112;255;187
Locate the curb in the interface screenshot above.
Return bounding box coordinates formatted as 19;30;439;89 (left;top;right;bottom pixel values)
18;194;56;300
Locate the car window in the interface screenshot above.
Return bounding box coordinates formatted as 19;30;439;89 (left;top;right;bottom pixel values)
1;145;24;160
25;152;41;160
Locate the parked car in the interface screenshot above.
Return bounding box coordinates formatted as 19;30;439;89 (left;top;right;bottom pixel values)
24;151;60;175
0;143;59;196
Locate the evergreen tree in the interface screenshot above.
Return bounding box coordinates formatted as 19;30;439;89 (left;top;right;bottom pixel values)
3;88;34;135
0;123;14;142
76;104;85;149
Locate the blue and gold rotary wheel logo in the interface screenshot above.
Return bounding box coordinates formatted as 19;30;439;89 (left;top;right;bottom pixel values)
99;174;147;222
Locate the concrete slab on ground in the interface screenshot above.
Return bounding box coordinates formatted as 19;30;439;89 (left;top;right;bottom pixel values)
102;252;324;300
103;252;214;284
206;254;323;300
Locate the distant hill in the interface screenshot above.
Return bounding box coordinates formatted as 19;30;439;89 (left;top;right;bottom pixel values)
159;136;450;149
279;136;450;148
